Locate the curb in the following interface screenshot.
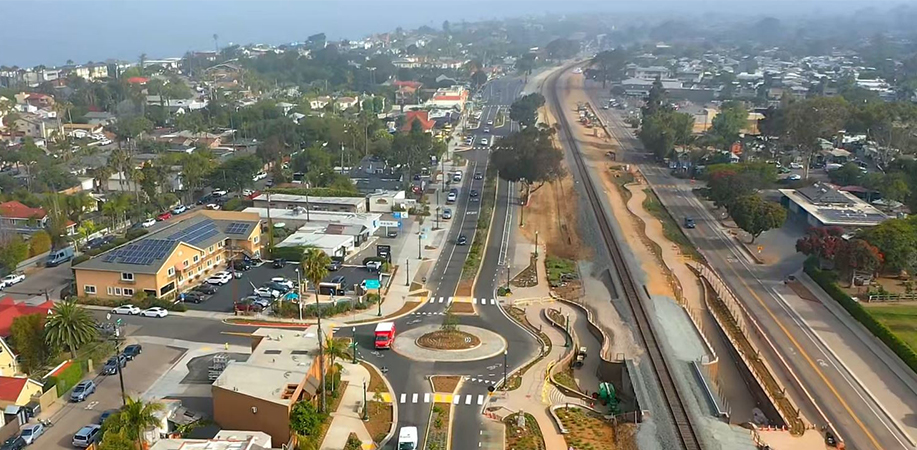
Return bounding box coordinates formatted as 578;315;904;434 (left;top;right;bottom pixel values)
360;359;398;449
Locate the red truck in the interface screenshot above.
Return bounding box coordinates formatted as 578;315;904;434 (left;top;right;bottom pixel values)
374;322;396;349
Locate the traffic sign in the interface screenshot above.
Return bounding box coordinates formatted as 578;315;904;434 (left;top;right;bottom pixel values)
379;220;400;227
363;279;381;290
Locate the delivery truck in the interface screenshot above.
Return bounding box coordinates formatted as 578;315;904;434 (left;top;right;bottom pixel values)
374;322;396;349
397;426;417;450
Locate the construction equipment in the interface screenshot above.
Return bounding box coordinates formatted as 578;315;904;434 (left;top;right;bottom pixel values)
597;382;620;415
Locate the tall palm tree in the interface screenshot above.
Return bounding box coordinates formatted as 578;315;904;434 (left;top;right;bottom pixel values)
45;300;97;359
324;336;348;394
110;397;164;448
301;248;330;411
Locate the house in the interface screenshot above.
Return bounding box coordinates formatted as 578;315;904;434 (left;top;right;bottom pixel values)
0;297;54;376
0;376;43;408
106;171;183;194
244;207;380;248
14;92;55;109
0;338;20;377
212;328;328;445
276;102;295;115
149;431;272;450
402;110;436;133
425;86;468;111
145;96;208;114
73;211;262;299
625;64;672;80
83;111;117;126
0;201;76;235
252;193;366;213
367;190;410;213
394;81;423;104
14;114;63;140
780;183;889;228
336;97;359;111
309;96;331;110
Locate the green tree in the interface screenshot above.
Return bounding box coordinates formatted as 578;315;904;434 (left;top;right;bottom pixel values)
97;428;135;450
9;314;51;375
28;230;52;257
490;127;565;204
0;235;29;273
211;155;262;193
862;218;917;273
879;172;911;203
509;93;545;128
106;397;165;449
827;163;863;186
708;101;748;151
289;401;327;438
729;195;786;243
44;300;97;359
784;96;850;178
301;248;331;411
591;48;628;88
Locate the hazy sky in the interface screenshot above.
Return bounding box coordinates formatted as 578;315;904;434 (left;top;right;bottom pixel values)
0;0;898;68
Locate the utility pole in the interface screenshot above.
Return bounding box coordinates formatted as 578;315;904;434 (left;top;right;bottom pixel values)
316;292;325;412
266;191;274;250
418;233;422;259
107;314;126;406
405;258;410;286
503;349;508;391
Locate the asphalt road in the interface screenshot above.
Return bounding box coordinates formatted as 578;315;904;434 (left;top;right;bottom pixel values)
590;84;915;450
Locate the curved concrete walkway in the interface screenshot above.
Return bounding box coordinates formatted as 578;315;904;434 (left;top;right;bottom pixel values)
393;324;507;362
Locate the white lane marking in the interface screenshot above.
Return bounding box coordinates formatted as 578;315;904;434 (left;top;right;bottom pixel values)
412;393;418;403
424;393;430;403
465;395;472;405
477;395;484;405
400;393;406;403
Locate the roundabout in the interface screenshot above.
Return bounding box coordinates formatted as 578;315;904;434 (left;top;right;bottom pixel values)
393;324;507;362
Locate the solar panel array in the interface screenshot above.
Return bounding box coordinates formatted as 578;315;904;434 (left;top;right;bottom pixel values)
102;239;174;265
225;222;252;235
166;220;219;245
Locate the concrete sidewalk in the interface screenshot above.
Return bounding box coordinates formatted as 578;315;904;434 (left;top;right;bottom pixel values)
321;361;374;450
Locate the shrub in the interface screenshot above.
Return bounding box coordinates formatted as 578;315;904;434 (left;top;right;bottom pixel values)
125;228;150;241
47;362;84;397
29;231;52;256
804;257;917;375
271;246;307;262
289;401;327;437
72;254;90;266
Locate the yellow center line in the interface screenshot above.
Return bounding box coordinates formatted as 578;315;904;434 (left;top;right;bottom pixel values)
722;257;882;449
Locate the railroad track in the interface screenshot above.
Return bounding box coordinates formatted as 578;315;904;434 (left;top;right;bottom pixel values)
545;66;704;450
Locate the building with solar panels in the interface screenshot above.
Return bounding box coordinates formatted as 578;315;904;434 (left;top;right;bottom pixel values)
73;211;262;300
779;183;890;229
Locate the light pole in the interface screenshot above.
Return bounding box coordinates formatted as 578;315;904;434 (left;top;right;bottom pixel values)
295;268;302;321
418;233;422;260
534;231;539;257
503;349;508;391
106;313;127;406
405;258;410;287
352;327;357;364
362;380;369;421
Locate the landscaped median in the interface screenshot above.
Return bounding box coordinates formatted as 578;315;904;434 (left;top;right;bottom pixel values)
504;412;546;450
805;257;917;375
457;171;498;297
361;361;395;444
554;406;636;450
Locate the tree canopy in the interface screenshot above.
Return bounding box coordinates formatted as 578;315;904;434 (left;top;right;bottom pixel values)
509;93;545;128
490;126;565;202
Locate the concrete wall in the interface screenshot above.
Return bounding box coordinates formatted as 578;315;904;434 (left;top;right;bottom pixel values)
212;386;292;444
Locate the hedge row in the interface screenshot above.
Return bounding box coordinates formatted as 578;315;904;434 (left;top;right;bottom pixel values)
46;361;84;397
270;246;307;262
804;257;917;375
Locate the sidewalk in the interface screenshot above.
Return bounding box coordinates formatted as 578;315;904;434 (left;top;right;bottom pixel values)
321;361;374;450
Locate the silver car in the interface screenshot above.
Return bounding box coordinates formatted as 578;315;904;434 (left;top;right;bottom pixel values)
19;423;44;444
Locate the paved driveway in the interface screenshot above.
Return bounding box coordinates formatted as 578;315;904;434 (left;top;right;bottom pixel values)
40;344;184;449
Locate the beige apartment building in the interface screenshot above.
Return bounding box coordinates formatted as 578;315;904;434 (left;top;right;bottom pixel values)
73;211;262;299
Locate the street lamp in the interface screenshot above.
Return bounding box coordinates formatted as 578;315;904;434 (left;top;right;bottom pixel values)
362;380;369;421
352;327;357;364
295;268;302;321
535;231;539;257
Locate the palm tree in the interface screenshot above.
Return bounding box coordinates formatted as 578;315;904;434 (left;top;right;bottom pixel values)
110;397;164;448
301;248;331;411
324;336;349;394
45;300;97;359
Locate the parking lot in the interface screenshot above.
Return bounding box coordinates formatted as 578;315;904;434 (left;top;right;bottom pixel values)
180;261;386;313
40;344;184;449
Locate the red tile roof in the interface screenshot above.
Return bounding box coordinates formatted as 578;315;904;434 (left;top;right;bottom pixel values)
0;201;46;220
0;298;53;337
0;377;28;402
393;81;422;89
126;77;150;84
402;111;435;132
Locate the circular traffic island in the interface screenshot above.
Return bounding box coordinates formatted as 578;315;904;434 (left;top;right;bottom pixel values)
393;324;507;362
417;329;481;350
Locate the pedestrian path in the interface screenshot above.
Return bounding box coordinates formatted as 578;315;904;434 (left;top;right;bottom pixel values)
394;391;489;406
424;296;500;305
320;361;374;450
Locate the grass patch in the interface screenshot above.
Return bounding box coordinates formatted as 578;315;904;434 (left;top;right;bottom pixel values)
556;407;636;450
554;365;580;393
641;188;703;261
609;167;635;202
361;361;389;394
545;255;577;287
863;304;917;354
504;412;546;450
366;400;393;444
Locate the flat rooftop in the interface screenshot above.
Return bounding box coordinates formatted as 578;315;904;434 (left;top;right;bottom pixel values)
241;208;379;227
253;193;365;206
780;183;889;227
149;431;271;450
212;328;325;406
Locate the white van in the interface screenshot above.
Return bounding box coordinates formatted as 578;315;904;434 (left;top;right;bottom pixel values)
398;426;418;450
452;170;463;182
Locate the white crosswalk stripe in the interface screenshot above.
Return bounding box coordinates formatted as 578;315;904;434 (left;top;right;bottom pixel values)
477;395;484;405
400;393;406;403
438;297;445;303
465;395;472;405
428;297;434;303
473;298;478;304
453;395;461;405
412;393;418;403
447;297;453;304
423;393;430;403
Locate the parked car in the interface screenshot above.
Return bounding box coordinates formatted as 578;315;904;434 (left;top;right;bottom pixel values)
211;189;228;197
254;287;280;299
111;304;141;315
271;277;295;290
157;211;173;221
122;344;142;360
0;436;25;450
18;424;43;445
787;174;802;181
102;355;127;375
141;218;157;228
789;162;803;169
447;191;457;203
191;284;217;296
265;281;291;294
457;235;467;245
234;300;264;313
442;208;452;219
232;260;252;271
85;236;115;250
253;172;267;181
207;271;233;285
98;409;120;424
272;258;287;268
326;260;342;271
366;260;383;272
140;307;168;318
70;380;97;402
72;425;102;448
205;203;221;210
180;292;206;303
172;205;188;215
0;273;25;288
